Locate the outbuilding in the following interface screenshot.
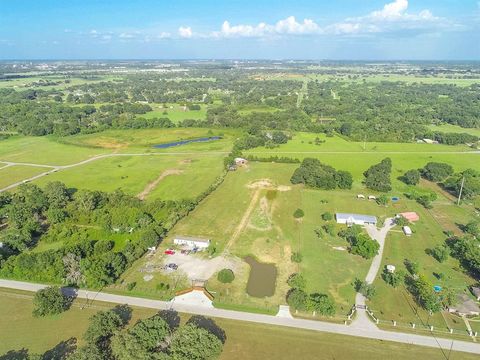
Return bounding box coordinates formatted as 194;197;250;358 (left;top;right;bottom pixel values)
357;194;365;199
386;265;396;273
398;212;419;222
335;213;377;226
173;236;211;250
368;195;376;200
234;158;248;166
403;226;412;236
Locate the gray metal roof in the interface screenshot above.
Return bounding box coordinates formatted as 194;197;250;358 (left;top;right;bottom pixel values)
335;213;377;223
174;236;210;243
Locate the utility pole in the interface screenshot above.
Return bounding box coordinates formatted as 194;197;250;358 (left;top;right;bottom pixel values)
363;135;367;151
457;176;465;205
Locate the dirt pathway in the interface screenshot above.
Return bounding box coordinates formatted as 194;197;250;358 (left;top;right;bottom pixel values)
224;188;262;252
137;169;183;200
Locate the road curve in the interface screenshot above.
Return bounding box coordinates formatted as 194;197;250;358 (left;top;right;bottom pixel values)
1;279;480;355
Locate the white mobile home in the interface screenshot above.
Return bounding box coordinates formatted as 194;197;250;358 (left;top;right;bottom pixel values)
173;236;211;250
335;213;377;226
403;226;412;236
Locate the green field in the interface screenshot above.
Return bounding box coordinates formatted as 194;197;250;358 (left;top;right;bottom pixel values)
0;165;48;188
428;124;480;137
141;103;207;123
0;288;476;360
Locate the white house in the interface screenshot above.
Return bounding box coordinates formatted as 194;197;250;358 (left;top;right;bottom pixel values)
403;226;412;236
173;236;211;250
335;213;377;226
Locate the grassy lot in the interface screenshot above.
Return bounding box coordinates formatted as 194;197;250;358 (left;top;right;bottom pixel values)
427;124;480;137
0;288;476;360
0;136;110;165
0;75;117;90
141;103;207;123
32;153;225;201
0;165;48;188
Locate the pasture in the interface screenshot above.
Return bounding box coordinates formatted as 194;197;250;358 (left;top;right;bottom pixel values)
1;288;476;360
140;103;207;123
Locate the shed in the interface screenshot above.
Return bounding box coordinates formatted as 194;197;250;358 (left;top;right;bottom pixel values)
357;194;365;199
448;294;480;316
368;195;376;200
471;286;480;301
399;212;419;222
234;157;248;166
386;265;396;273
335;213;377;226
173;236;211;250
403;226;412;236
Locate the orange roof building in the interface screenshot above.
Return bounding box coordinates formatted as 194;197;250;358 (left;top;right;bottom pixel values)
399;212;419;222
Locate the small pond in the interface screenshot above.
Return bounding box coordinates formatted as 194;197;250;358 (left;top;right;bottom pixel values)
244;256;277;298
153;136;221;149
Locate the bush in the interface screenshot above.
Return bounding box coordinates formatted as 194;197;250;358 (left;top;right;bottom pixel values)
430;245;449;263
293;208;304;219
421;162;454;182
217;269;235;283
382;269;404;288
353;280;376;299
321;212;333;221
286;288;308;310
33;286;71;317
291;252;303;263
287;273;306;289
402;169;420;185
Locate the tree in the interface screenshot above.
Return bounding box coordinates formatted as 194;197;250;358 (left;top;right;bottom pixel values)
291;158;353;190
63;253;85;286
349;233;380;259
286;288;308;310
321;212;333;221
430;245;449;263
169;324;223;360
464;220;480;238
354;280;376;299
382;269;404;288
307;293;335;316
335;170;353;189
395;216;410;227
287;273;306;290
293;208;304;218
404;259;420;275
363;158;392;192
128;315;170;351
217;269;235;284
68;344;105;360
44;181;70;208
409;274;441;313
84;310;123;349
402;169;420;185
32;286;70;317
421;162;454;182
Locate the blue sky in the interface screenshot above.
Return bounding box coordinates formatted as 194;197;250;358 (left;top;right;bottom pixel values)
0;0;479;60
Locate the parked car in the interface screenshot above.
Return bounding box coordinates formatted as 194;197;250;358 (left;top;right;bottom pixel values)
164;249;175;255
167;263;178;270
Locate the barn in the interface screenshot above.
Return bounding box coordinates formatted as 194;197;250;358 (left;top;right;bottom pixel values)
335;213;377;226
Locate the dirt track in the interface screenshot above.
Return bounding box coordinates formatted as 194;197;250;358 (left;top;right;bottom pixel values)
137;169;183;200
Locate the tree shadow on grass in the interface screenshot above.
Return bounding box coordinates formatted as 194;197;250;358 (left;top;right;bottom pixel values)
42;337;77;360
186;315;227;344
158;309;181;331
0;349;29;360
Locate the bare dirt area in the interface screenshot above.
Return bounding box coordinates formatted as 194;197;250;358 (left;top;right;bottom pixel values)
162;253;239;281
137;169;183;200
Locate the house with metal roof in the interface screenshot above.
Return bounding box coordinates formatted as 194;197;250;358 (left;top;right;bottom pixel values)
447;293;480;316
173;236;211;250
335;213;377;226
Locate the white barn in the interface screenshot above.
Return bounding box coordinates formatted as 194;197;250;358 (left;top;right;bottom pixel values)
173;236;211;250
335;213;377;226
403;226;413;236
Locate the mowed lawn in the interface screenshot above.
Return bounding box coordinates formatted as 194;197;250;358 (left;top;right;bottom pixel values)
0;165;49;189
33;154;225;200
0;136;110;165
141;103;207;123
1;289;477;360
427;124;480;137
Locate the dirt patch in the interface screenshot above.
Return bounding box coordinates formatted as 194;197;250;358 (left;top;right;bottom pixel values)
332;246;347;251
277;185;291;192
137;169;183;200
247;179;274;189
180;159;192;164
89;139;128;149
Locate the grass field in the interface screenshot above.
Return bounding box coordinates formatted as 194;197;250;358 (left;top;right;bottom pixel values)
0;288;476;360
0;165;48;188
428;124;480;137
141;103;207;123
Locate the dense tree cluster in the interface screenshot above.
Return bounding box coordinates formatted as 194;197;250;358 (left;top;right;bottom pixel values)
286;273;335;316
363;158;392;192
290;158;353;190
339;225;380;259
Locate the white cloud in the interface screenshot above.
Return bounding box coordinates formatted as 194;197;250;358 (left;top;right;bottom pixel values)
214;16;321;38
178;26;193;38
329;0;449;35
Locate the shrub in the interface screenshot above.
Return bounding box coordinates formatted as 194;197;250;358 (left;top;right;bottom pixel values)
321;212;333;221
293;208;304;219
402;169;420;185
421;162;454;182
286;288;308;310
217;269;235;283
287;273;306;290
291;252;303;263
353;280;376;299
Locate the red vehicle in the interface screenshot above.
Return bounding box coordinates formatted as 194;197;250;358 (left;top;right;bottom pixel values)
164;249;175;255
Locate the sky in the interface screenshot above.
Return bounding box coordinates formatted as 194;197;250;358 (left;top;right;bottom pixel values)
0;0;479;60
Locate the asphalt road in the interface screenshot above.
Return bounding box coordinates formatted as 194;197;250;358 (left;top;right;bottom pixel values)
1;279;480;355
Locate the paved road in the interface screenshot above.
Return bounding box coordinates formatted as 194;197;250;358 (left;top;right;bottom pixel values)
353;218;396;330
1;279;480;355
0;152;228;193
